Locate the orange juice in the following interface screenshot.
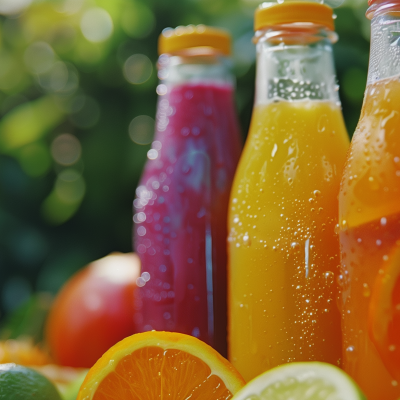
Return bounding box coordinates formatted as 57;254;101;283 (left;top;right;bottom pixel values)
229;101;349;381
339;75;400;399
228;2;349;382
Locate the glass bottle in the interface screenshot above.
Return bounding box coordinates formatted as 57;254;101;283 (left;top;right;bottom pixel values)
228;2;349;381
133;25;242;357
339;0;400;398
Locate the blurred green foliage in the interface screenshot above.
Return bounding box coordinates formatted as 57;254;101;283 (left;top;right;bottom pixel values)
0;0;369;324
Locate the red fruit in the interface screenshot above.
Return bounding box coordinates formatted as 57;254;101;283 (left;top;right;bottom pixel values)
46;252;140;368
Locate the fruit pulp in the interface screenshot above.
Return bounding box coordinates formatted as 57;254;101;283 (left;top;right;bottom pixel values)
229;100;349;382
134;83;241;357
339;75;400;399
92;347;232;399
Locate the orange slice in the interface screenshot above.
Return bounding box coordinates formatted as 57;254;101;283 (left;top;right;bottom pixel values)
77;331;245;400
368;244;400;380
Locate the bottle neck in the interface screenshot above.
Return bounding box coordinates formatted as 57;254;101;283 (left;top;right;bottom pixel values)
367;1;400;84
157;52;234;89
254;25;339;105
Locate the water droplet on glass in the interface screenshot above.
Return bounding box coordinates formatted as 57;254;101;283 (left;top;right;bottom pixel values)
334;224;340;235
324;271;334;285
243;234;251;246
291;242;300;250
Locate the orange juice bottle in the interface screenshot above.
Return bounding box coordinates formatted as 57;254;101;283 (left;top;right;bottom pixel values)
228;2;349;382
339;0;400;398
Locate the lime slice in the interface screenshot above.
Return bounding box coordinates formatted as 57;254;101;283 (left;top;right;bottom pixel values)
231;362;366;400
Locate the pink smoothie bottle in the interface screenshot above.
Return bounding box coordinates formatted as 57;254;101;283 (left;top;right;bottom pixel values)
133;25;242;356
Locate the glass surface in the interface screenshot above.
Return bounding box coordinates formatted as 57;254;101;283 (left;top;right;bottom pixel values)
339;3;400;397
228;25;349;381
133;52;242;357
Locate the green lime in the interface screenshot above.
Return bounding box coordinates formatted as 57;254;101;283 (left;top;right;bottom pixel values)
231;362;366;400
0;363;63;400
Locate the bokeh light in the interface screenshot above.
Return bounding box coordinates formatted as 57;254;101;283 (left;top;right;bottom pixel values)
80;7;114;43
129;115;155;145
51;133;82;166
37;61;69;92
0;0;32;15
24;42;55;74
123;54;153;84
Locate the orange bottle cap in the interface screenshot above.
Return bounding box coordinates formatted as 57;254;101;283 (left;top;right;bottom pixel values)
254;1;335;31
158;25;231;56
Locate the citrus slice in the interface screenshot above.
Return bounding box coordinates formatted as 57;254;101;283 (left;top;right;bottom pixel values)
368;244;400;381
230;362;366;400
77;331;245;399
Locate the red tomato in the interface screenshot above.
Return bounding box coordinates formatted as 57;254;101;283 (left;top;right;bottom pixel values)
46;252;141;368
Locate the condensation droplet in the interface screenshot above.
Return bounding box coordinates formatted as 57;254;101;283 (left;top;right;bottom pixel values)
334;224;340;235
313;190;321;197
243;234;251;246
291;242;299;250
324;271;334;285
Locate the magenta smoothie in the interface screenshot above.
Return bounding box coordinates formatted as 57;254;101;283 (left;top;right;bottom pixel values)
134;81;241;356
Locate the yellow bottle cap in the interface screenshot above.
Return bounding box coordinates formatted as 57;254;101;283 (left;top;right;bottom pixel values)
254;1;335;31
158;25;231;56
